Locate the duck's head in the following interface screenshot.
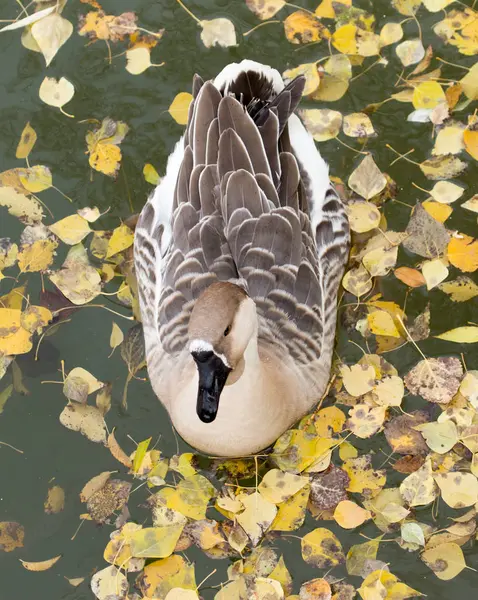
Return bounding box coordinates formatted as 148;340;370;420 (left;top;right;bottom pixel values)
188;282;256;424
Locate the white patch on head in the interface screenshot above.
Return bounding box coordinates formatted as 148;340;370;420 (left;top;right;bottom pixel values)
189;339;231;369
189;339;214;354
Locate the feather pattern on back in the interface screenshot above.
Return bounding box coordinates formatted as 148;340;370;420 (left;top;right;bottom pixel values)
134;60;350;445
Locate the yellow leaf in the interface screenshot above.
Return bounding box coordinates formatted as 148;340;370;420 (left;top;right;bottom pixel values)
18;165;52;193
313;406;346;437
396;39;425;66
379;22;404;46
104;522;142;567
348;154;386;200
165;590;199;600
447;233;478;272
106;224;134;258
343;113;375;138
343;454;386;495
49;243;101;305
420;155;467;180
167;474;215;520
421;542;466;580
258;469;308;504
439;276;478;301
91;566;128;600
130;524;185;558
31;13;73;67
143;163;160;185
284;10;329;44
400;458;438;507
332;24;357;54
15;122;37;159
342;264;373;297
422;199;453;222
283;63;320;96
59;403;107;444
271;429;320;473
246;0;286;20
423;0;454;11
236;491;277;546
268;555;293;596
0;521;24;552
169;92;193;125
392;0;421;16
270;485;310;532
348;404;386;439
412;81;446;109
301;528;345;568
429;181;464;204
346;201;381;233
300;579;331;600
340;363;375;396
89;143;122;177
0;187;44;224
49;214;91;245
415;421;459;454
86;118;128;178
367;310;401;337
462;194;478;213
140;555;196;599
315;0;351;18
334;500;372;529
78;206;102;222
373;376;404;407
432;123;465;156
422;258;449;290
460;62;478;100
359;569;423;599
39;76;74;111
436;326;478;343
299;108;342;141
363;246;398;277
464;127;478;161
20;555;61;572
21;305;52;334
199;18;237;48
0;308;32;355
126;47;153;74
109;322;124;355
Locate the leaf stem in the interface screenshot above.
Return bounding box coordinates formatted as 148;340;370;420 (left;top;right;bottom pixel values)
243;20;281;37
175;0;201;24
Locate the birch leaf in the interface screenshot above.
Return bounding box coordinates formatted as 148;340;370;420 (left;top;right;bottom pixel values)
31;14;73;66
200;19;237;48
39;77;75;110
348;154;386;200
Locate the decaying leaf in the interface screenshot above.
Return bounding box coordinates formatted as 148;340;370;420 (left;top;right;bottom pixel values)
400;458;438;507
44;485;65;514
85;118;129;178
91;565;128;600
246;0;286;20
200;18;237;48
421;542;466;581
20;555;61;572
301;528;345;568
0;522;25;552
402;203;450;259
59;401;107;444
404;357;463;404
348;154;386;200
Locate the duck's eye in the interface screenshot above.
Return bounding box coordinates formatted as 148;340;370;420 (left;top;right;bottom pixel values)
224;325;231;337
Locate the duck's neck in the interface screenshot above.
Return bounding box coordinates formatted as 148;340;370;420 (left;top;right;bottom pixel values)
170;331;308;457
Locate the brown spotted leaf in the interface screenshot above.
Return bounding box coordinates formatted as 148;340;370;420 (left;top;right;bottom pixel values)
86;479;131;523
309;465;350;511
402;203;450;259
384;411;430;455
404;357;463;404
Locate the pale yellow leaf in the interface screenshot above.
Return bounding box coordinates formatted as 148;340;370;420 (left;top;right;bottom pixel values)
39;76;74;110
200;18;237;48
49;214;91;245
31;14;73;66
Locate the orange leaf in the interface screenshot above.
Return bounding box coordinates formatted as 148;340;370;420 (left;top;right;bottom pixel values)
464;128;478;161
447;234;478;273
394;267;426;287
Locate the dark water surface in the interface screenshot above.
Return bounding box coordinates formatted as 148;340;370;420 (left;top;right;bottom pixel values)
1;0;477;598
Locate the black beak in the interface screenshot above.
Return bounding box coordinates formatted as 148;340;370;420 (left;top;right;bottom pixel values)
192;351;231;424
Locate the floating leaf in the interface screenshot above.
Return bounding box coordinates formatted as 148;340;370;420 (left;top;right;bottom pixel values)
421;542;466;581
0;522;24;552
447;233;478;272
86;118;129;178
415;421;458;454
367;309;401;337
412;81;446;109
139;555;196;599
346;201;381;233
343;113;375;138
380;22;404;45
236;491;277;546
300;578;331;600
200;19;236;48
59;403;107;444
396;39;425;66
91;565;128;600
168;92;193;126
130;524;185;559
106;224;134;258
270;485;310;531
31;14;73;67
385;411;429;455
284;10;329;45
405;356;462;404
309;465;349;511
402;203;450;259
20;555;61;572
49;243;102;305
400;458;438;507
348;154;386;200
299;109;342;142
49;214;91;245
143;163;160;185
346;537;381;577
359;570;423;599
0;6;56;32
44;485;65;514
422;258;449;290
342;454;386;496
420;155;467;180
435;472;478;508
340;363;375;396
126;47;153;74
301;528;345;569
15;123;37;160
0;187;44;225
348;404;386;439
78;10;138;42
283;63;320;96
430;181;464;204
334;500;371;529
436;326;478;343
245;0;286;20
394;266;426;287
39;77;75;113
258;469;308;504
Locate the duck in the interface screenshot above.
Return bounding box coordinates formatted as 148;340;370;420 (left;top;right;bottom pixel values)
134;60;349;457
